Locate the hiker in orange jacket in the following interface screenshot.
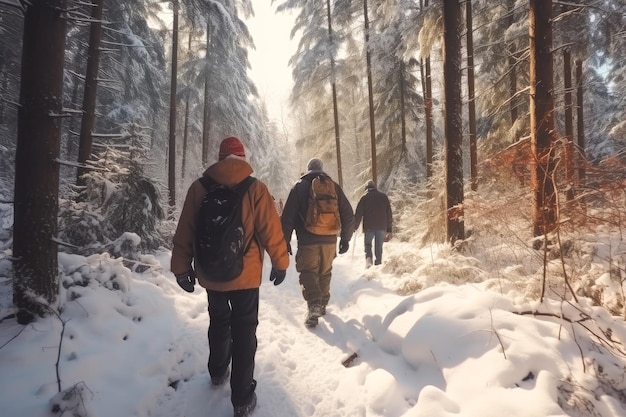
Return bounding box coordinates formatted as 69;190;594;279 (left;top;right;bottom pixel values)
171;136;289;417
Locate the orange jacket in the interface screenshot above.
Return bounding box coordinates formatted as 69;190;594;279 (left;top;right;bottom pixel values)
171;157;289;291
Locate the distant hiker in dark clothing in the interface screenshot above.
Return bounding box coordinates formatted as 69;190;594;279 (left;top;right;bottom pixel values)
281;157;355;327
354;180;393;268
171;136;289;417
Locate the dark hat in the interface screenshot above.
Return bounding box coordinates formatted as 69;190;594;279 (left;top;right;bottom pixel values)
366;180;376;190
307;158;323;172
218;136;246;160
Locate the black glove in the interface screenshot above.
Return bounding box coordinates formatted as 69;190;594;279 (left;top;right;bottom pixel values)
286;242;292;255
269;268;286;286
338;239;349;254
176;271;196;293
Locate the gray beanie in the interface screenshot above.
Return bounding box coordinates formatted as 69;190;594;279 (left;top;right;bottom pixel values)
366;180;376;190
307;158;324;172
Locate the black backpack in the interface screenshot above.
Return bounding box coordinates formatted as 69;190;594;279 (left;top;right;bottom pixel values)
194;176;256;282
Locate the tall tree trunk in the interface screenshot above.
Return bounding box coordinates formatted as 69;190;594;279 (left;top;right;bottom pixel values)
563;48;574;201
182;94;190;180
168;0;179;210
466;0;477;191
529;0;557;237
326;0;343;186
399;63;407;153
508;2;518;125
202;23;211;166
576;59;585;185
364;0;377;183
76;0;103;186
13;0;67;324
66;76;81;159
181;30;193;181
424;57;433;179
421;0;434;180
0;48;5;125
352;89;361;161
442;0;465;243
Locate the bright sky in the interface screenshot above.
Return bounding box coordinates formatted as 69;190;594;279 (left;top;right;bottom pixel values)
156;2;297;129
246;3;297;128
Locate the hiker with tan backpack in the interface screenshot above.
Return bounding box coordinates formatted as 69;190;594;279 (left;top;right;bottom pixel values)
281;158;355;327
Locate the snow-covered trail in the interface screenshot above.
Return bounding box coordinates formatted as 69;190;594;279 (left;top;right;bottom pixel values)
153;236;406;417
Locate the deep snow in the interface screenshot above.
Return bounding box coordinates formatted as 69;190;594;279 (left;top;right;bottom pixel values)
2;228;626;417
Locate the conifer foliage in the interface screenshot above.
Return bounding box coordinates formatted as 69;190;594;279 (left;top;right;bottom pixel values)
3;0;626;324
59;125;166;258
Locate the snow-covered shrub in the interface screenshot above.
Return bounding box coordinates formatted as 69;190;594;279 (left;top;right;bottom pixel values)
60;252;133;304
58;198;109;253
374;150;449;251
49;382;96;417
58;124;166;258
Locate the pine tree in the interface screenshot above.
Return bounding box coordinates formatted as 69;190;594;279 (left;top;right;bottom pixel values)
0;5;24;197
442;0;465;243
529;0;557;238
59;124;166;257
276;0;345;173
13;0;68;324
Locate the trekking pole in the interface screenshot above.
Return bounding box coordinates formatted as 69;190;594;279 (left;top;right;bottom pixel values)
351;231;357;260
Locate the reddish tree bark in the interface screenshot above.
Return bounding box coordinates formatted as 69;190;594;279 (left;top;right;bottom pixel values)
443;0;465;243
563;48;574;201
576;59;585;185
529;0;557;237
466;0;477;191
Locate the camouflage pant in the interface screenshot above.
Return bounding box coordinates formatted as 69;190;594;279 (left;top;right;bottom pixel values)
295;243;337;307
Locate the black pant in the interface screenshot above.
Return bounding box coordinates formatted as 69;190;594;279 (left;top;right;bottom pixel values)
207;288;259;406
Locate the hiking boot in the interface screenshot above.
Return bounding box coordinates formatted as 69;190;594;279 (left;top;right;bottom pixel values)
304;314;318;327
366;257;373;268
233;392;257;417
304;303;324;327
211;368;230;386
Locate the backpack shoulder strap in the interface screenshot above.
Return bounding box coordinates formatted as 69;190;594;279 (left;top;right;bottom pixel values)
199;176;216;192
237;176;257;255
233;176;256;196
295;177;313;225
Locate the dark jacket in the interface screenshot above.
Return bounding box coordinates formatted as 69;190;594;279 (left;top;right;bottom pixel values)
281;171;355;246
171;157;289;291
354;187;392;233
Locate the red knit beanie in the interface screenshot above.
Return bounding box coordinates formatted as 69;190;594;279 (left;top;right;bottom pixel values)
218;136;246;160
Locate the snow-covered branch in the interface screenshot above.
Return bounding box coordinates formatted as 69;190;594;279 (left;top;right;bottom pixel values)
0;0;23;11
54;159;108;171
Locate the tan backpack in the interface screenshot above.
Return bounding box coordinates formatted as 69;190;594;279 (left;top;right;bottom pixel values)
304;174;341;235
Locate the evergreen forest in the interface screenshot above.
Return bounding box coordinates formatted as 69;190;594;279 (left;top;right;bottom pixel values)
1;0;625;326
